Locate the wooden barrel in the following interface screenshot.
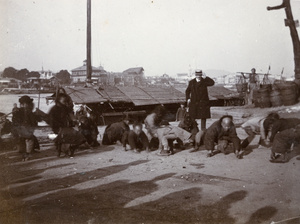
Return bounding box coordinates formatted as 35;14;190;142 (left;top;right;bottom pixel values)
279;82;297;106
272;81;298;106
270;90;282;107
260;84;272;92
258;88;271;108
281;93;296;106
273;80;282;91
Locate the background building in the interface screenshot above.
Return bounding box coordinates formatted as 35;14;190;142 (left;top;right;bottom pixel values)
71;60;108;84
122;67;145;86
39;69;54;80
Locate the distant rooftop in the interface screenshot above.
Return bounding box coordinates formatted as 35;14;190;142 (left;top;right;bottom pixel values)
71;60;106;72
0;77;23;82
71;65;106;72
123;67;144;74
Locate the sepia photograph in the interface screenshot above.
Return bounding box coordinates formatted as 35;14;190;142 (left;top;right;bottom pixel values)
0;0;300;223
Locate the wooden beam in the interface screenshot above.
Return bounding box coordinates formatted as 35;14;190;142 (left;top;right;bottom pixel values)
267;0;300;85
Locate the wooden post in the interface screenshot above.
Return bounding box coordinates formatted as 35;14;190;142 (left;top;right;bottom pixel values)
86;0;92;84
38;82;41;109
267;0;300;86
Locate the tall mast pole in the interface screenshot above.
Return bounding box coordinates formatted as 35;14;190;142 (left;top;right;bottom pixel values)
86;0;92;84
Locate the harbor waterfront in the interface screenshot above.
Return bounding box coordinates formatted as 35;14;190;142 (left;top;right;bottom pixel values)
0;93;53;115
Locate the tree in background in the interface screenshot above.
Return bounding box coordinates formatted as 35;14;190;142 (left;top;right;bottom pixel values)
55;70;71;84
2;67;18;79
2;67;71;85
2;67;35;81
16;69;30;81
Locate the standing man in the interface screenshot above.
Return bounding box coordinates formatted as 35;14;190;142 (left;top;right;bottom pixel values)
186;70;215;130
242;68;259;104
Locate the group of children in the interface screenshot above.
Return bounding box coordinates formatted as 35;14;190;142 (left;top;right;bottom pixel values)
113;104;300;163
6;94;300;163
8;93;100;160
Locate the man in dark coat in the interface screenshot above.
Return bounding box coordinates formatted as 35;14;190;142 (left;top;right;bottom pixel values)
186;70;215;130
204;115;242;158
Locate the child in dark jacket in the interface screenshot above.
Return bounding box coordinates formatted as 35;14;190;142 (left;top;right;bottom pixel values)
12;95;38;161
266;118;300;143
122;123;149;153
176;103;186;122
204;115;241;158
48;93;85;157
270;124;300;163
178;115;199;143
79;114;100;147
102;117;130;145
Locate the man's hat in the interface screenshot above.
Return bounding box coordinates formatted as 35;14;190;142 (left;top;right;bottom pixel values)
195;70;203;76
19;95;33;104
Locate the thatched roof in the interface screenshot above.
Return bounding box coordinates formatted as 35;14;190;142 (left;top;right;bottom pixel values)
142;87;185;104
117;86;158;106
64;87;107;104
98;86;185;106
98;86;131;103
59;86;188;106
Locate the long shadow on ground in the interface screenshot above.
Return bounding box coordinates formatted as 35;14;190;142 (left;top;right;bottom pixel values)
1;160;149;200
1;170;279;224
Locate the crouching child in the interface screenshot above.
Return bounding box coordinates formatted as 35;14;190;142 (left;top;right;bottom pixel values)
178;115;199;149
270;124;300;163
240;112;279;150
79;114;100;147
102;116;130;145
122;122;149;153
157;121;192;156
204;115;242;158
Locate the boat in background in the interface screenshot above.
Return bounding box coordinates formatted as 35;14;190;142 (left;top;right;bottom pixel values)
0;88;55;95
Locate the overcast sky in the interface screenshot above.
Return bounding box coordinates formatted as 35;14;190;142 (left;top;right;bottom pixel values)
1;0;300;77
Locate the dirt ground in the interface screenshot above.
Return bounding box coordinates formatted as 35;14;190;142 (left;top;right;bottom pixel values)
1;105;300;224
